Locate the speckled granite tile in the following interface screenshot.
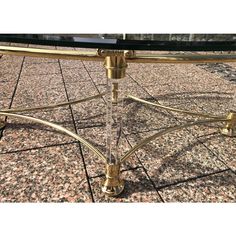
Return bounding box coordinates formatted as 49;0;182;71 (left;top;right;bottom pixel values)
0;55;24;65
159;170;236;202
82;61;103;72
0;108;75;153
190;93;235;116
21;63;61;76
64;80;98;100
59;59;84;69
90;168;162;202
24;57;58;64
79;126;140;177
226;62;236;67
0;143;92;202
0;81;17;102
12;74;66;106
127;63;159;74
62;67;90;83
0;98;11;110
0;73;75;153
87;71;107;93
88;71;106;86
0;72;19;83
0;58;22;75
126;128;226;188
195;132;236;172
72;97;106;129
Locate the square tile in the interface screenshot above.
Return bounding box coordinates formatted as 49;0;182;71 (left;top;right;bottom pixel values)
0;143;92;202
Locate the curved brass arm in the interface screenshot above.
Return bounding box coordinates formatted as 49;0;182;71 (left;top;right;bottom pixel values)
0;46;102;61
128;95;224;119
129;53;236;63
0;46;236;63
120;118;229;163
0;93;106;113
0;112;106;162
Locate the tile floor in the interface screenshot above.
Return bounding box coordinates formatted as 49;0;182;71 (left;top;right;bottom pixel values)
0;43;236;202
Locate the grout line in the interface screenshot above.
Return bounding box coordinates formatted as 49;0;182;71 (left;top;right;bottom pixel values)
156;168;230;191
195;135;234;171
0;48;28;139
123;134;165;202
58;58;95;202
0;141;78;155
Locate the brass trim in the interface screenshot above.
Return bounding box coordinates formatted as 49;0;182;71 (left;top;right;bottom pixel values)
120;118;229;163
0;93;106;113
128;95;225;119
129;53;236;63
0;46;102;61
0;112;106;162
0;46;236;63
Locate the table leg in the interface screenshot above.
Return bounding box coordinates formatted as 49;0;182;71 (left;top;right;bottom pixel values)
101;53;127;196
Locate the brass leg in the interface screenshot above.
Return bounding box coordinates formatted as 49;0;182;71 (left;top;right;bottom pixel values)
220;111;236;137
100;50;128;196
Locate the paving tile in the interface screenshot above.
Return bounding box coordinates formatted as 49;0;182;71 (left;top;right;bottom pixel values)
62;67;91;83
195;132;236;172
0;74;18;110
0;56;23;75
0;143;92;202
64;80;98;100
13;74;67;106
125;128;226;188
0;109;75;153
91;168;162;202
82;61;104;72
0;55;24;65
79;126;140;177
21;63;61;76
59;59;84;69
87;71;107;93
0;73;75;153
159;170;236;202
24;57;58;64
0;49;235;202
72;97;106;129
0;98;11;110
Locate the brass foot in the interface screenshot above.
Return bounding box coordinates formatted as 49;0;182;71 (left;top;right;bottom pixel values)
0;121;6;140
220;111;236;137
101;163;125;197
0;121;6;130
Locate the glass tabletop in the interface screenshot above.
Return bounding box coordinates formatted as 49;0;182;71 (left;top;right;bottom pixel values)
0;34;235;51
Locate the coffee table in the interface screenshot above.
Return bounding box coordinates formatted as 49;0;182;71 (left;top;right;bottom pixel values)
0;34;236;196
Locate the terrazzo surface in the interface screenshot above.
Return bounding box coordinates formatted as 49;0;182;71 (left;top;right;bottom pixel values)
0;43;235;202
